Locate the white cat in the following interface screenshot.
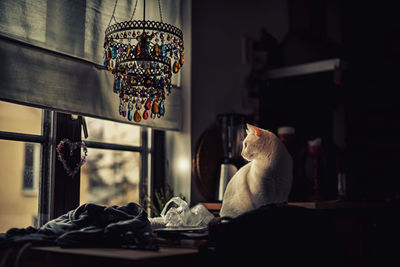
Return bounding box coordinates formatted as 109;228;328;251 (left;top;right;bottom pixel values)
220;124;293;218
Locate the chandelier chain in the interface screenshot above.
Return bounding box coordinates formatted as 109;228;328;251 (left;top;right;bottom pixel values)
130;0;139;21
107;0;119;27
158;0;163;22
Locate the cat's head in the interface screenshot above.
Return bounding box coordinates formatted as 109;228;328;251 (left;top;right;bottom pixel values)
241;124;280;161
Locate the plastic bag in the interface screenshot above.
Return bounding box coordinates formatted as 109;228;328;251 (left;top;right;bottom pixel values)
150;197;214;228
161;196;190;227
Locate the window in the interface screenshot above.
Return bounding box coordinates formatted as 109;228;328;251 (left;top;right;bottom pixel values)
80;117;151;207
0;101;43;232
0;100;152;233
22;143;41;196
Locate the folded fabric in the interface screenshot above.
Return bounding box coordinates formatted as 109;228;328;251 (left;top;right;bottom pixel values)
0;202;156;250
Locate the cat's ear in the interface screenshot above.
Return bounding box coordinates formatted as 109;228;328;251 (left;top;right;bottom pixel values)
246;123;262;137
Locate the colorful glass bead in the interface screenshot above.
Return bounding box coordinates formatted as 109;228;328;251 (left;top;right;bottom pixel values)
124;32;127;38
128;44;132;55
107;49;111;60
128;110;133;121
144;78;152;88
136;43;141;56
153;44;161;57
161;44;167;57
134;109;141;122
145;99;151;110
116;78;121;90
113;78;120;93
173;61;179;73
159;78;165;88
152;100;159;114
159;101;165;116
180;54;184;66
143;110;149;120
119;46;124;55
111;47;117;59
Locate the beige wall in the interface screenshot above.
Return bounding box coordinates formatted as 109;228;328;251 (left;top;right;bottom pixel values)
0;101;41;232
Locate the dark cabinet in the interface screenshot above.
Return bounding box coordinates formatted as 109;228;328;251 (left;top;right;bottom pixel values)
259;58;400;202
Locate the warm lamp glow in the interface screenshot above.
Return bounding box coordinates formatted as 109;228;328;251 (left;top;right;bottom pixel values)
176;157;190;173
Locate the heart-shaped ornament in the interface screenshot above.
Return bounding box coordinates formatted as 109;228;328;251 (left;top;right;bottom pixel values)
56;138;88;177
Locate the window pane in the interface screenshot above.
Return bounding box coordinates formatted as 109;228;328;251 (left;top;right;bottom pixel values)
0;100;42;135
84;117;141;146
0;140;40;232
80;148;140;206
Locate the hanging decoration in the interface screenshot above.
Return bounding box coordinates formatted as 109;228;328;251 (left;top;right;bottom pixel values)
56;138;88;177
104;0;184;122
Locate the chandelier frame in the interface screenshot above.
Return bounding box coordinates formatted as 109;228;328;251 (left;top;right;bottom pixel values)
103;0;184;122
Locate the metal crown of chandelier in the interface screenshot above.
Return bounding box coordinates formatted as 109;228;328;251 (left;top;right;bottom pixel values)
104;0;184;122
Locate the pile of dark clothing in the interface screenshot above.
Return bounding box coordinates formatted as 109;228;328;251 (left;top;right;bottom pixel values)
0;202;156;250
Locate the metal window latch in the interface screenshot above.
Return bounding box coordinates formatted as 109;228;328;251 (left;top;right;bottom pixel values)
78;116;88;139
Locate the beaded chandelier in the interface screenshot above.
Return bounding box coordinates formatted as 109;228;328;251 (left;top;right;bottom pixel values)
104;0;184;122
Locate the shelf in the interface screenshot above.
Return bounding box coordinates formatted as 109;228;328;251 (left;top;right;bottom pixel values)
202;202;222;211
265;58;346;79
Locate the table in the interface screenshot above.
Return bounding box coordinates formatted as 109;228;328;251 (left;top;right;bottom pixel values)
8;246;201;267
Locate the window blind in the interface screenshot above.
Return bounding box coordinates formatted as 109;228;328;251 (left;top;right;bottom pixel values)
0;0;183;130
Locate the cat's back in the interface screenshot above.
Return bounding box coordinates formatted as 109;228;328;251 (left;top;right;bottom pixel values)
220;163;253;217
224;163;251;191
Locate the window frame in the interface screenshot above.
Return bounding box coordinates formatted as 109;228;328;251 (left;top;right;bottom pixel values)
83;121;151;209
0;108;52;225
0;108;153;226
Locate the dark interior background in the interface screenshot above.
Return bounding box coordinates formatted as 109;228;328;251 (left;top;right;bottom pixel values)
191;0;400;203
